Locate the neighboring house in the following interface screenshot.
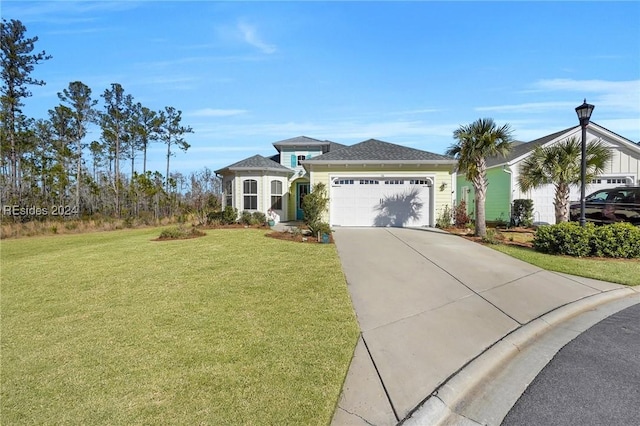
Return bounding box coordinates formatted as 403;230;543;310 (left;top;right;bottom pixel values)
216;136;458;227
455;123;640;225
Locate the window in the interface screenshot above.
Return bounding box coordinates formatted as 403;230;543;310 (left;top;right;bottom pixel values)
385;179;404;185
410;179;430;185
606;178;625;184
336;179;354;185
243;179;258;210
270;180;283;210
297;155;306;166
359;179;379;185
225;181;232;207
591;179;602;184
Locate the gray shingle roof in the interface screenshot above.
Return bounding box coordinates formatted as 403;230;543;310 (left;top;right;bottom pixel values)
215;154;292;175
303;139;456;164
272;136;347;154
485;126;578;168
273;136;324;147
328;141;348;152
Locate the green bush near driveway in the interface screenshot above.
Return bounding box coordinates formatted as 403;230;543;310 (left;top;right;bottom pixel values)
1;228;359;425
534;222;640;258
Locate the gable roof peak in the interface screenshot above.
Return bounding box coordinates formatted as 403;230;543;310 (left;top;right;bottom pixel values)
215;153;292;175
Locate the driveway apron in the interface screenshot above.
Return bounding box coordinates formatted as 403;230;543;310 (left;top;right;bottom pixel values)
330;227;624;425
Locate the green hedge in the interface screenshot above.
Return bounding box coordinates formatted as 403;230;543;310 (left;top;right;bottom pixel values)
533;222;640;258
207;206;238;225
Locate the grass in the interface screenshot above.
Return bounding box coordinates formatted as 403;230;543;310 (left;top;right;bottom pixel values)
1;228;360;425
1;216;178;239
490;244;640;286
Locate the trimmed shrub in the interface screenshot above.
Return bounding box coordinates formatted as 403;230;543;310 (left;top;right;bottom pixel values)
512;199;534;227
159;226;185;239
239;210;253;225
222;206;238;224
251;211;267;226
533;222;640;258
313;221;332;237
533;222;594;257
591;222;640;258
158;225;205;239
207;206;238;225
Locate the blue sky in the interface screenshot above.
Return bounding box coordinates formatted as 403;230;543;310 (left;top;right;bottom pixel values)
4;1;640;176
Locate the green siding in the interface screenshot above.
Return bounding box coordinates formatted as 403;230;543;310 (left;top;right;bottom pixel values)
456;175;473;216
456;167;512;222
485;168;512;222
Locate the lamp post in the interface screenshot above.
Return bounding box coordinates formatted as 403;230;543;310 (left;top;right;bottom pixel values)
575;99;594;227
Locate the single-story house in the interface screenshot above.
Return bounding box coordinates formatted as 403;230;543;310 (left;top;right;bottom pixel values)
215;136;458;227
455;123;640;225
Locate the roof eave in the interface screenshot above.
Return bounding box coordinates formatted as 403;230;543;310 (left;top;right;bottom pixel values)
226;166;294;175
302;159;457;166
272;141;330;151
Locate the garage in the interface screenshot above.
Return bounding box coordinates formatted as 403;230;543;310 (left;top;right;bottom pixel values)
529;175;636;224
330;177;433;227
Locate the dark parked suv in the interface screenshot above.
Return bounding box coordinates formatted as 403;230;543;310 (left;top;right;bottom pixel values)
570;186;640;225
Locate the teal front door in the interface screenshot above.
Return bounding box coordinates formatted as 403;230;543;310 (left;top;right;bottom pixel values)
296;182;310;220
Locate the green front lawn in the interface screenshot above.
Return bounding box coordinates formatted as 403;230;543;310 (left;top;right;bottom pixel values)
1;228;359;425
490;244;640;286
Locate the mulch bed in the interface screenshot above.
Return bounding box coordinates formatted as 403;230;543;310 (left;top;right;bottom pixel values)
265;230;334;244
153;234;205;241
200;222;335;244
445;226;535;248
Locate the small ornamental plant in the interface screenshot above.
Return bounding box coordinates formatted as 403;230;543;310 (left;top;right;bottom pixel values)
158;224;205;240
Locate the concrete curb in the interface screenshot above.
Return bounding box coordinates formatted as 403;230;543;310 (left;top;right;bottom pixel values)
402;288;640;426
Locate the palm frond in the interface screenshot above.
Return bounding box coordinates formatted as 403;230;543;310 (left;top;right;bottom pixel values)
517;136;613;191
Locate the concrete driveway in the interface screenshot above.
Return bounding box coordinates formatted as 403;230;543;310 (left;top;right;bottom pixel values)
330;227;633;425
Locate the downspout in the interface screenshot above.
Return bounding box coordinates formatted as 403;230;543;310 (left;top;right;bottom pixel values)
451;170;457;211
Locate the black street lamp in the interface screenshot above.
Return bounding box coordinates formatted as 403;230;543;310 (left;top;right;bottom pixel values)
575;99;595;227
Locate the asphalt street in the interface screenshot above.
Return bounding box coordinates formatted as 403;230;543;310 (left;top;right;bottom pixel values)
502;302;640;426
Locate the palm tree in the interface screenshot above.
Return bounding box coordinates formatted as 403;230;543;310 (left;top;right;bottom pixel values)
517;136;611;224
446;118;514;237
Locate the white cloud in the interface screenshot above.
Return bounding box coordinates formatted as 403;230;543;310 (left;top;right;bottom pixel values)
190;108;248;117
533;78;636;93
4;1;141;25
388;108;442;115
476;79;640;126
533;78;640;113
237;22;277;54
475;101;576;113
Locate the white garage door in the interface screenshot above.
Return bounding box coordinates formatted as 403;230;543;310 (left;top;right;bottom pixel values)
330;177;432;227
530;175;635;224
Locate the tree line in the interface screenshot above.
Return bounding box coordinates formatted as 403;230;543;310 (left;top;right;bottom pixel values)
1;18;221;223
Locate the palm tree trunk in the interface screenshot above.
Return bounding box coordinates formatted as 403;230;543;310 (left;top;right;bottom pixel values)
473;160;488;237
475;186;487;237
554;183;570;223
